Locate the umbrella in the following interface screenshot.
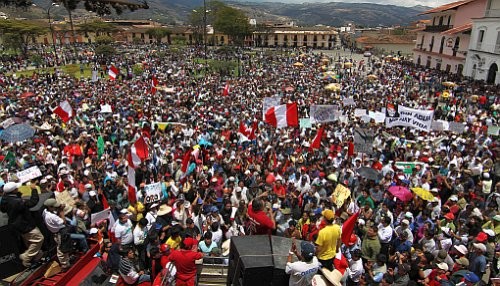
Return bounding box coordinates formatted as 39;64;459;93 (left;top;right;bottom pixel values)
442;81;456;88
293;62;304;67
367;74;378;81
411;187;435;201
0;123;35;143
325;83;341;92
343;62;353;68
388;186;413;202
357;167;382;181
327;173;338;182
441;90;451;98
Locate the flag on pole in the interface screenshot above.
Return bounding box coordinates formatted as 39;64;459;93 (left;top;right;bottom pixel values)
222;81;230;96
264;103;299;128
97;136;105;157
109;65;119;80
310;126;325;151
181;149;191;173
341;211;360;246
151;75;159;94
53;100;73;123
127;137;148;204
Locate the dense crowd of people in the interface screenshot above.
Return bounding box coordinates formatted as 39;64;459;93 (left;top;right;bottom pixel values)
0;43;498;286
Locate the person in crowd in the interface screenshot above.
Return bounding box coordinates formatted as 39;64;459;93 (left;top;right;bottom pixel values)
42;198;70;271
169;237;204;286
286;240;321;286
315;209;341;271
0;182;44;268
118;246;151;284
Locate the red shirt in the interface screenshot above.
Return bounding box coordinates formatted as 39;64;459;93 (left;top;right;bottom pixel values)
168;249;203;285
247;202;274;235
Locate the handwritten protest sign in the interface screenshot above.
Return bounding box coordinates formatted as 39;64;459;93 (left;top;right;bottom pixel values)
488;125;499;136
354;128;375;154
91;208;111;225
310;105;338;124
144;182;161;204
342;98;356;106
449;122;465;134
299;118;312;129
16;166;42;183
354;109;367;117
55;190;75;208
331;184;351;208
100;104;112;113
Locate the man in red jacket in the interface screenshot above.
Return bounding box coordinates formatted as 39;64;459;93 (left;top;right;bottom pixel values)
168;237;203;286
247;195;276;235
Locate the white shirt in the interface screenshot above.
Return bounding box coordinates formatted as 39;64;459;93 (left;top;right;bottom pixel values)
133;225;147;245
114;219;134;245
347;259;364;282
145;211;157;230
377;224;393;243
285;257;321;286
43;209;65;234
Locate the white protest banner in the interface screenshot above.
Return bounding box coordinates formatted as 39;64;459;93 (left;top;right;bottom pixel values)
488;125;499;136
369;111;386;123
100;104;112;113
354;109;367;117
310;105;338;124
343;98;356;106
91;208;111;225
16;166;42;183
1;118;16;129
144;182;161;204
385;105;434;132
262;97;281;120
449;122;465;134
431;120;447;131
299;118;312;129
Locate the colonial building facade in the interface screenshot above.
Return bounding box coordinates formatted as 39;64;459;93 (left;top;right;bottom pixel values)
463;0;500;84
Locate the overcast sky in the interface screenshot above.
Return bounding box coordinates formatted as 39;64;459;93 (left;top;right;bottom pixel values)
283;0;451;7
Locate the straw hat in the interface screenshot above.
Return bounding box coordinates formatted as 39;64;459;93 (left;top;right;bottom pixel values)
320;268;343;286
158;204;173;216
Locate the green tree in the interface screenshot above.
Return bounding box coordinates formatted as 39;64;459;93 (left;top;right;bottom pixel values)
213;5;251;46
95;35;113;45
146;27;171;44
0;20;47;54
95;44;115;56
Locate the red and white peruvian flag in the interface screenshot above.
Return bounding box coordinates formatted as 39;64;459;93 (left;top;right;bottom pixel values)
264;103;299;129
127;136;149;204
151;75;159;94
109;65;119;80
310;126;325;151
53;100;73;123
222;81;230;96
238;121;258;140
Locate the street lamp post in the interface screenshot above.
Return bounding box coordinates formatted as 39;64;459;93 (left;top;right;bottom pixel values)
47;3;59;62
203;0;207;68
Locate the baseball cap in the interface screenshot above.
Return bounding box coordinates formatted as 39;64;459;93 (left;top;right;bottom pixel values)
454;244;468;255
436;262;448;271
322;209;335;221
473;243;486;252
444;213;455;220
475;232;488;243
183;237;197;249
348;234;357;246
3;182;21;193
300;241;315;260
89;228;98;235
463;272;480;283
455;257;469;267
401;219;409;225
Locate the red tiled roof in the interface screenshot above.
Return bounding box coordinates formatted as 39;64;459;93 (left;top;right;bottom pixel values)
441;22;472;35
419;0;476;15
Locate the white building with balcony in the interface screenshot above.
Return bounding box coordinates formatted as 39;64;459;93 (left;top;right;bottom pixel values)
413;0;488;74
463;0;500;84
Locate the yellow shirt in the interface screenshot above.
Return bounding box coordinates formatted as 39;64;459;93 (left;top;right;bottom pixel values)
166;236;182;250
315;224;341;260
127;202;145;222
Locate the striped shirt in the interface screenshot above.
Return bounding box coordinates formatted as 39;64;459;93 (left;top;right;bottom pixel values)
119;257;139;284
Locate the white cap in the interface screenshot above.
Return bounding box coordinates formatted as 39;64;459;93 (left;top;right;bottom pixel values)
3;182;21;193
89;190;97;196
85;183;93;189
449;195;458;201
473;243;486;252
436;262;448;271
430;188;439;193
89;228;98;235
150;203;159;209
401;219;410;225
405;212;413;218
483;229;495;237
454;244;468;255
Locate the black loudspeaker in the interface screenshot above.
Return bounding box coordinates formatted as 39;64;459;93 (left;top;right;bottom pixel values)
227;235;274;286
227;236;305;286
0;225;25;279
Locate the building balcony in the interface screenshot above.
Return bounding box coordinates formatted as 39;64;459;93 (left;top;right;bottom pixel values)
412;48;466;61
470;42;500;54
485;9;500;17
423;25;453;32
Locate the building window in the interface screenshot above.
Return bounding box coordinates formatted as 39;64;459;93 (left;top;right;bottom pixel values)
430;36;434;52
447;16;451;26
420;35;425;49
439;36;445;54
477;30;485;49
438;16;443;26
453;37;460;56
432;17;436;25
495;31;500;53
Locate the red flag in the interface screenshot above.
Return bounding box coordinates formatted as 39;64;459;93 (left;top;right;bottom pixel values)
181;150;191;173
101;193;109;209
222;81;230;96
265;103;299;128
151;75;159;94
249;121;258;140
239;121;250;137
53;100;73;123
108;65;119;80
127;136;149;168
341;211;360;246
310;126;324;151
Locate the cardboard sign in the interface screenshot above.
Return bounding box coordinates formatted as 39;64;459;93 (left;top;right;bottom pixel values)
354;109;367;117
395;161;424;175
16;166;42;184
487;125;499;136
100;104;112;113
369;111;386;123
331;184;351;208
354;128;375;154
144;182;161;204
310;105;338;124
91;208;111;225
299;118;312;129
54;190;75;208
342;98;356;106
1;118;16;129
448;122;465;134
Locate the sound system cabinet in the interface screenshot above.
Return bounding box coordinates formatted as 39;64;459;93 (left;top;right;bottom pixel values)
227;235;304;286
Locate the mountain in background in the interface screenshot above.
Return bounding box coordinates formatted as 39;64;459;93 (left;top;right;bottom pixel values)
6;0;430;27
